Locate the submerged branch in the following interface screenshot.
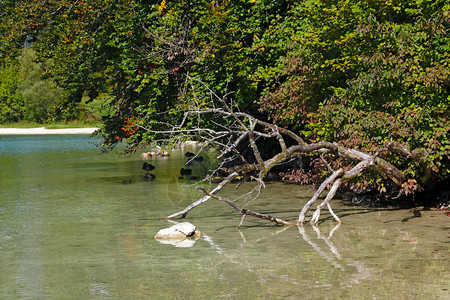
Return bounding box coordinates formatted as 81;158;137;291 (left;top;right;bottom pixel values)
196;187;293;227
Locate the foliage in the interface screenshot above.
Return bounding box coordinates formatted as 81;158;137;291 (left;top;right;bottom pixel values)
18;47;63;122
0;61;23;123
1;0;448;200
0;47;63;123
257;0;450;195
0;0;125;120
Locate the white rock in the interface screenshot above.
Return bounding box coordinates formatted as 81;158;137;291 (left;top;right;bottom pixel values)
154;222;201;240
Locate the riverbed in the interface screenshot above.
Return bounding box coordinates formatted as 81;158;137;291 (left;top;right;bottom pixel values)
0;135;448;299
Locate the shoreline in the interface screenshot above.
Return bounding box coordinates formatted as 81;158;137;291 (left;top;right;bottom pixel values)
0;127;99;135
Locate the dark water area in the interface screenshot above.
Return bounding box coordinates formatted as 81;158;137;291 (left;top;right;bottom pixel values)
0;135;448;299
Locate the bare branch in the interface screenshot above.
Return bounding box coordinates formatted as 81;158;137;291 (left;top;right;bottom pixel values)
298;169;344;224
138;80;413;226
196;187;292;226
165;171;239;219
310;178;342;225
237;214;247;229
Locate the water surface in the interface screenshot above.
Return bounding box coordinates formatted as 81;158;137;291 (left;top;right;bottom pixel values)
0;135;448;299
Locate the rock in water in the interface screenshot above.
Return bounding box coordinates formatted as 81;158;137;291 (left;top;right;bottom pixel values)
154;222;202;240
184;152;195;158
142;162;155;172
194;156;203;162
180;168;192;175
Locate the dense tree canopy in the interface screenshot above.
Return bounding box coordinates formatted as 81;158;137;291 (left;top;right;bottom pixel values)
0;0;449;204
254;0;450;200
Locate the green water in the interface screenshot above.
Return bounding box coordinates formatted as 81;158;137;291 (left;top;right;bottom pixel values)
0;135;448;299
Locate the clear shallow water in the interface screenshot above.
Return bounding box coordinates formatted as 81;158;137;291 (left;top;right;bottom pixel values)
0;135;448;299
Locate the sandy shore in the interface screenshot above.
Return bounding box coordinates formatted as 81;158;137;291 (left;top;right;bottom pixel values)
0;127;99;135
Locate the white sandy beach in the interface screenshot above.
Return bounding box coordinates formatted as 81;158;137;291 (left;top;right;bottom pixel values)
0;127;98;135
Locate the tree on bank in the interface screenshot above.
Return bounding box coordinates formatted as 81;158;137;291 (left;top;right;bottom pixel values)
0;61;22;123
19;47;63;122
0;1;448;224
0;47;62;123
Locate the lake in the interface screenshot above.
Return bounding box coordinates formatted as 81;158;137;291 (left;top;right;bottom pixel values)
0;134;448;299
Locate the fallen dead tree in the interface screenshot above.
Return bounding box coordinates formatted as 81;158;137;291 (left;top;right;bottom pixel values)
139;85;418;227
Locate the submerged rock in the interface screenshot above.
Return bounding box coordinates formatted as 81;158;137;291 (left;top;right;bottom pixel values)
156;238;198;248
154;222;202;241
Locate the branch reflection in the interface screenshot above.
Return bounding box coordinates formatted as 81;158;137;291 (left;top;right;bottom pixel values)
298;225;343;269
204;223;375;287
298;224;374;285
